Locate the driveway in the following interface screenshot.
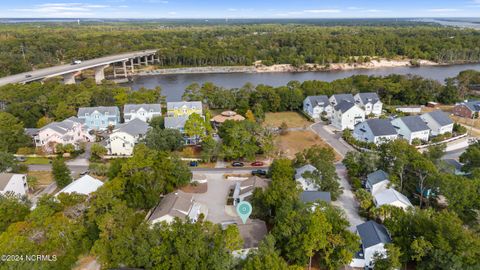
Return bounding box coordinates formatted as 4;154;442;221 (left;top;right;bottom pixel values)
310;122;354;158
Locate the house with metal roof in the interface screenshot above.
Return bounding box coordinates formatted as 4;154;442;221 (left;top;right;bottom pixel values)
329;93;355;106
354;92;383;116
453;100;480;119
300;191;331;204
233;176;270;205
374;188;413;210
303;95;333;119
147;190;207;225
0;173;28;197
420;110;454;136
365;170;390;195
166;101;202;117
123;103;161;123
295;164;320;191
353;119;398;145
107;118;150;156
55;175;104;197
350;221;392;269
391;115;430;144
331;100;365;130
77;106;120;130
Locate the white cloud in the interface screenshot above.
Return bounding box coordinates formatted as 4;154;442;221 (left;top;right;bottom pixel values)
303;9;341;13
9;3;116;17
168;11;177;15
227;8;237;12
428;8;461;12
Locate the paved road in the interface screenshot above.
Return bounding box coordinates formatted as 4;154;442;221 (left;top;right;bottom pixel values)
442;147;469;160
0;50;157;86
30;182;57;206
310;122;354;157
29;164;89;174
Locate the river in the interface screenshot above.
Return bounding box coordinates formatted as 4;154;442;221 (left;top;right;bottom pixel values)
125;63;480;101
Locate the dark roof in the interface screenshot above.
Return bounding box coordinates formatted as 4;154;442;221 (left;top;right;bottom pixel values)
366;170;389;186
78;106;119;116
423;110;453;126
357;221;392;248
331;94;355;104
357;92;380;104
334;100;356;113
164;116;188;129
113;118;150;136
462;100;480;112
365;119;397;136
237;220;268;249
301;191;331;203
399;116;429;132
307;95;330;108
124;103;161;113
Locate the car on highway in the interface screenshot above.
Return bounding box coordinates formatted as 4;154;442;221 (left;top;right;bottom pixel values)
251;161;264;167
72;60;82;65
231;161;244;167
251;169;267;176
25;74;32;78
80;170;90;176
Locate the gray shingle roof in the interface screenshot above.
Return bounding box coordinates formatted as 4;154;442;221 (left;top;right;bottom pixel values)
0;173;15;190
164;116;188;129
40;117;82;135
167;101;202;111
424;110;453;127
357;92;380;104
463;100;480;112
365;119;397;136
301;191;331;203
366;170;389;186
357;221;392;248
124;103;161;113
78;106;119;116
295;164;317;179
399;116;429;132
332;94;355;104
334;100;356;113
148;191;193;222
113;118;150;137
307;95;330;108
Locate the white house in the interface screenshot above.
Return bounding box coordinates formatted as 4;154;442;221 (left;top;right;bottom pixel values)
350;221;392;269
77;106;121;130
233;176;270;205
420;110;454;136
0;173;28;197
354;92;383;116
55;175;104;197
331;100;365;130
303;95;333;119
374;188;413;210
123;104;162;123
391;116;430;144
107;118;150;156
353;119;398;145
329;93;355;106
34;117;93;153
365;170;390;195
147;190;207;225
295;164;319;191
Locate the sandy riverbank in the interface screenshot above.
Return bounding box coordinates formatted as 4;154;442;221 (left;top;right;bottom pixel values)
136;58;439;76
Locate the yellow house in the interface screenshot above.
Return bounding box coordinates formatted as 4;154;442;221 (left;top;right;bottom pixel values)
166;101;203;117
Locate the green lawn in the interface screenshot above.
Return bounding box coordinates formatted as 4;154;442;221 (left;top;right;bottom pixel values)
23;157;51;165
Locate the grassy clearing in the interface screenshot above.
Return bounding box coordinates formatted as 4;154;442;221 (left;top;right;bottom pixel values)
263;111;311;128
27;171;53;187
23;157;51;165
275;130;341;161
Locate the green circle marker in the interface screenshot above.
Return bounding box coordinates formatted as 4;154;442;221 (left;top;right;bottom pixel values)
236;201;252;224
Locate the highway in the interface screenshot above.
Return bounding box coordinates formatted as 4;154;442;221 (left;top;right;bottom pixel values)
0;49;157;86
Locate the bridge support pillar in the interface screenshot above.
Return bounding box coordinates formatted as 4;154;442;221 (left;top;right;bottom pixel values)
143;56;149;66
130;59;135;72
149;54;155;64
113;61;128;78
94;65;109;84
63;72;77;85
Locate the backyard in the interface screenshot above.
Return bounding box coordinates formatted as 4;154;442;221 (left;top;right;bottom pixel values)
275;130;341;161
263;111;312;129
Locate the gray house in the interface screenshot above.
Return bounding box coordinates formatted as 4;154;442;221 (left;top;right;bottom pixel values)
124;104;161;123
329;93;355;106
353;119;398;145
303;95;332;119
354;92;383;116
350;221;392;269
365;170;390;195
420;110;454;136
391;116;430;144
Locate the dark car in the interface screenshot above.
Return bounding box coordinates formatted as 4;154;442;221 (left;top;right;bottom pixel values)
251;161;264;167
189;161;199;167
231;161;244;167
25;74;32;78
80;170;90;176
251;169;267;176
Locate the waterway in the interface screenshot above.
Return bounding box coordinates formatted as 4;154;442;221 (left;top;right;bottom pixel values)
125;63;480;101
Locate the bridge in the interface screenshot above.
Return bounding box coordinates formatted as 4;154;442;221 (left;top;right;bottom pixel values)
0;49;158;86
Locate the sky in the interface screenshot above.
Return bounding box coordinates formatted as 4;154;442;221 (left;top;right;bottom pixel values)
1;0;479;19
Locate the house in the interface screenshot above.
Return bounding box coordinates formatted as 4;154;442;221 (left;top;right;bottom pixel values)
329;93;355;106
453;100;480;119
123;104;161;123
354;92;383;116
164;116;189;133
442;159;468;176
300;191;331;204
420;110;454;136
233;176;270;205
0;173;28;197
232;220;268;259
353;119;398;145
107;118;150;156
211;111;245;129
374;188;413;210
365;170;390;195
55;175;104;197
391;116;430;144
331;100;365;130
77;106;120;130
303;95;333;119
166;101;203;117
147;190;206;225
350;221;392;269
34;116;93;153
295;164;319;191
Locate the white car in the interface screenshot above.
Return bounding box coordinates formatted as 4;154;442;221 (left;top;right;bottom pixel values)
72;60;82;65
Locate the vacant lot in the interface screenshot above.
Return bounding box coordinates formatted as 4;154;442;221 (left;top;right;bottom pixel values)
27;171;53;192
23;157;51;165
263;112;312;128
451;116;480;136
275;130;341;161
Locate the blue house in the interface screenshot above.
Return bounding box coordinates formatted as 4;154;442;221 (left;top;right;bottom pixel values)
77;106;120;130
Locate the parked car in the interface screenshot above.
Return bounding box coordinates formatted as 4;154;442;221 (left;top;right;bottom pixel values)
15;156;26;162
251;169;267;176
25;74;32;78
251;161;264;167
189;161;199;167
72;60;82;65
231;161;244;167
80;170;90;176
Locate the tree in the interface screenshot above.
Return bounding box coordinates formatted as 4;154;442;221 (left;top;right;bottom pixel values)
460;142;480;173
302;169;342;200
355;189;374;215
379;140;415;192
90;143;107;161
410;156;437;208
145;127;184;152
0;112;30;153
149;116;165;129
200;135;221;162
52;157;72;188
372;243;402;270
423;143;446;164
0;151;15;173
182;83;203;101
242;235;290;270
183;113;207;141
223;225;243;252
245;109;256;122
36;116;53;128
0;193;31;231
